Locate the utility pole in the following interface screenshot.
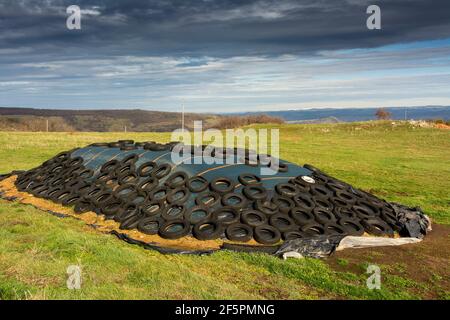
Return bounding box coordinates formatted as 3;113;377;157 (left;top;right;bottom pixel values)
404;108;407;121
46;119;49;132
124;125;127;133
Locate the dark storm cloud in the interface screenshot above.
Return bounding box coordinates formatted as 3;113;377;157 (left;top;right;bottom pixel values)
1;0;450;61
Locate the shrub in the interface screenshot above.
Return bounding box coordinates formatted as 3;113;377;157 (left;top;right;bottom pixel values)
214;114;284;129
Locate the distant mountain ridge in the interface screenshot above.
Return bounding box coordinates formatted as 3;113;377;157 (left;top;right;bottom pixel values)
233;106;450;122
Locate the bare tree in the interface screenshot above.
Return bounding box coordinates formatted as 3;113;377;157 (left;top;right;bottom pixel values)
375;108;392;120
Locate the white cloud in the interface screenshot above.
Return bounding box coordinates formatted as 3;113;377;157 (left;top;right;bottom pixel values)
2;40;450;111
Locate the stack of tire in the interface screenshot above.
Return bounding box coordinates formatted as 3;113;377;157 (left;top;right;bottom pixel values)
15;140;401;246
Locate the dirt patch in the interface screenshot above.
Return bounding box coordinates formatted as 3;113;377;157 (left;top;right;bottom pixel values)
326;224;450;299
0;220;30;227
435;123;450;130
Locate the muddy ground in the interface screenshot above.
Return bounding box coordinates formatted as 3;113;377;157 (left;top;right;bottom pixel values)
326;224;450;299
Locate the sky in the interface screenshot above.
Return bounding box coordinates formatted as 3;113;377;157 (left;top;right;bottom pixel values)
0;0;450;113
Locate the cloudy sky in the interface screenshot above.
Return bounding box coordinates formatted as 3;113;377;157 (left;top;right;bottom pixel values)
1;0;450;112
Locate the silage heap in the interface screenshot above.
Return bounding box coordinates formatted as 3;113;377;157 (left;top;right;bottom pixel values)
0;140;431;257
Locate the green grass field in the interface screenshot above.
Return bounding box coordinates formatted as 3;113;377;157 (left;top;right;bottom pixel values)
0;121;449;299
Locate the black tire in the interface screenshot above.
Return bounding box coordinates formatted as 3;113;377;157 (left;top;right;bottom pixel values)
114;203;140;223
76;168;94;179
185;205;212;224
323;222;347;235
120;145;138;151
271;195;295;214
165;171;188;188
161;204;186;220
311;172;329;184
193;220;224;240
195;191;221;207
89;142;109;147
74;198;93;214
313;207;336;224
120;153;139;165
113;184;138;200
380;208;401;231
108;142;121;148
158;220;190;239
134;142;146;148
120;213;143;230
352;202;380;219
115;163;136;177
292;193;315;211
254;225;281;245
301;223;326;237
290;177;311;193
131;190;148;205
61;194;82;206
333;190;357;205
148;143;170;152
289;207;315;226
242;185;268;201
210;177;235;194
327;181;350;192
66;157;84;168
92;191;114;207
53;151;71;162
100;200;123;218
241;209;267;227
309;184;333;198
238;173;262;186
101;160;120;173
118;140;134;145
337;218;365;236
148;185;169;202
221;192;247;209
329;195;353;209
46;186;64;201
212;206;240;225
303;164;321;173
254;199;278;216
282;229;307;241
166;187;190;205
269;213;296;232
313;198;334;211
141;200;165;217
138;177;158;193
333;207;358;220
94;171;114;185
137;217;163;235
137;161;157;177
153;163;172;179
225;223;253;242
277;162;289;173
275;183;297;198
187;176;209;193
118;172;139;185
361;218;394;237
143;142;157;150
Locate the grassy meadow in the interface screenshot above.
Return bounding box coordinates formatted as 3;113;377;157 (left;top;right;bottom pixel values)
0;121;449;299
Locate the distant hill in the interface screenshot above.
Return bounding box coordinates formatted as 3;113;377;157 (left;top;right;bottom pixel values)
287;116;341;124
234;106;450;122
0;108;219;132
